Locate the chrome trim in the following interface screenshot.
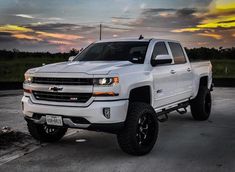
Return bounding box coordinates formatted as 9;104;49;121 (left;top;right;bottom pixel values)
28;116;90;128
31;116;46;124
63;118;90;128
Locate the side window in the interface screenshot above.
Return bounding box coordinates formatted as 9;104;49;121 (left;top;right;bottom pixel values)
168;42;186;64
151;42;169;60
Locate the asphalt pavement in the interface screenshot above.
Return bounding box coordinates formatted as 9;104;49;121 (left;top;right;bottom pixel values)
0;88;235;172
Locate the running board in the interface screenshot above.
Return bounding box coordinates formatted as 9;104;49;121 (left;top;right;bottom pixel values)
156;102;189;122
177;107;187;114
157;113;168;122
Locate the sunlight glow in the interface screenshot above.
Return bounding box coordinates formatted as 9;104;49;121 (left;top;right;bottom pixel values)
0;25;33;33
12;34;42;41
36;31;84;40
197;33;222;40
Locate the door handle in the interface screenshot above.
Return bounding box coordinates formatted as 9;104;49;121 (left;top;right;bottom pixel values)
170;70;176;74
187;68;191;72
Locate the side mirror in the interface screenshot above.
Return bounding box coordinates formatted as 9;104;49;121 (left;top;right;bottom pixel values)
68;56;75;62
152;54;172;66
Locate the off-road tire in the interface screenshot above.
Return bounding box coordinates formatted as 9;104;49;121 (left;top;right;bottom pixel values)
27;121;67;142
117;102;159;156
190;86;212;121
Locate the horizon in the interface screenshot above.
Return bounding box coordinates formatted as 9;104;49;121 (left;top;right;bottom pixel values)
0;0;235;52
1;45;235;54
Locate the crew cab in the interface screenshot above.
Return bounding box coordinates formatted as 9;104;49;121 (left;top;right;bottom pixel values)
22;38;213;155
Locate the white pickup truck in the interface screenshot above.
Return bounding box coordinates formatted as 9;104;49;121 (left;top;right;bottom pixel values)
22;38;213;155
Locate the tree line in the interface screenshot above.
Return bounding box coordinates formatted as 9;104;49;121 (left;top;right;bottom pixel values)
185;47;235;60
0;47;234;61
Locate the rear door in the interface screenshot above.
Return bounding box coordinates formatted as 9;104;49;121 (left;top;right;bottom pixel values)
168;42;193;100
151;41;178;108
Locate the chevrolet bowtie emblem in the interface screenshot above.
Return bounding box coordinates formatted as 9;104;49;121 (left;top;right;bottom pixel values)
49;86;63;92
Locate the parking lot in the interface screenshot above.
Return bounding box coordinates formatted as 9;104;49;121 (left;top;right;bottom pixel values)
0;87;235;172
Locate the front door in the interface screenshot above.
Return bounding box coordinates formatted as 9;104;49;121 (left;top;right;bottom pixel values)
151;42;177;108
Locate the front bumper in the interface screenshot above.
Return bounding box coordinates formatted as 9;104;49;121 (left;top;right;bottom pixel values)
22;96;128;129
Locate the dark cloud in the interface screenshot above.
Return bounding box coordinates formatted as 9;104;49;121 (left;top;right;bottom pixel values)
217;20;235;24
205;9;235;19
26;23;96;34
176;8;197;17
0;32;16;42
125;8;201;29
112;17;133;20
141;8;175;15
193;0;213;6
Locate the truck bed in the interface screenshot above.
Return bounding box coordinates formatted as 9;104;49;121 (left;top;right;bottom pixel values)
191;61;212;77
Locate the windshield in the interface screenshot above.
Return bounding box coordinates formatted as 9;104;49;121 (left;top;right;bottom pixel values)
74;41;149;64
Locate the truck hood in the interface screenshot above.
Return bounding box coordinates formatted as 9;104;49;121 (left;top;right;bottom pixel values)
35;61;134;75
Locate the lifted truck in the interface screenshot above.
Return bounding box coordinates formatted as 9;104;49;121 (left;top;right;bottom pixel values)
22;38;213;155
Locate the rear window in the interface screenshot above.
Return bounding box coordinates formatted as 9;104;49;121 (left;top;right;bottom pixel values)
169;42;186;64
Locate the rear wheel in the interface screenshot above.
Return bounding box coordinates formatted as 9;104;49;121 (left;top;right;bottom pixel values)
190;86;212;121
117;102;158;156
27;121;67;142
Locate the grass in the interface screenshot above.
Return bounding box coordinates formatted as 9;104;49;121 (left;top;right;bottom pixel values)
0;57;66;82
211;59;235;78
0;58;234;82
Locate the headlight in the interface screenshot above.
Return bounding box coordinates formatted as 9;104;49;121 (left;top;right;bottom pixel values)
93;77;119;86
24;74;33;84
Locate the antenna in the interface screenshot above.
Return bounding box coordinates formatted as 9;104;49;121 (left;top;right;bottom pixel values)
139;35;144;40
99;23;102;40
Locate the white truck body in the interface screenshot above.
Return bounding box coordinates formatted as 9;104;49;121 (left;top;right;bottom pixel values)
22;38;213;155
22;38;212;127
22;38;212;140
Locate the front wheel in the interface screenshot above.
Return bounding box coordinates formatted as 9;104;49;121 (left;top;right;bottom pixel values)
27;121;68;142
117;102;159;156
190;86;212;121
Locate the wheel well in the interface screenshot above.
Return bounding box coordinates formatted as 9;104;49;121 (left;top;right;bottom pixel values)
129;86;151;104
199;76;208;88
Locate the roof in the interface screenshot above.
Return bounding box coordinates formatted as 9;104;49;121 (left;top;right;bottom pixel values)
95;37;180;43
96;37;151;43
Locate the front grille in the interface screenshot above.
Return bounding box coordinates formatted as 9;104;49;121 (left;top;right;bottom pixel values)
33;91;92;103
32;77;93;85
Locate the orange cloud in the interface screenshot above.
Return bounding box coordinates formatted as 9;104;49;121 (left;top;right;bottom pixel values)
171;28;201;33
197;33;222;39
36;31;83;40
12;34;42;41
196;42;208;46
48;40;73;45
0;24;84;47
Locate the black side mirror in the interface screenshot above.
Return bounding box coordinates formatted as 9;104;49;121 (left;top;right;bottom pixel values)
152;55;172;66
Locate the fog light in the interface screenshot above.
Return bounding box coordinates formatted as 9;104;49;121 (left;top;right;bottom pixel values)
103;108;111;119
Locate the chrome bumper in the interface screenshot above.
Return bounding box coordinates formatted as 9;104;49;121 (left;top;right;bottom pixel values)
25;116;91;129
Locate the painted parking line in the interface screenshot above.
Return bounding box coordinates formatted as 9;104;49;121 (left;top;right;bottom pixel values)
0;129;78;166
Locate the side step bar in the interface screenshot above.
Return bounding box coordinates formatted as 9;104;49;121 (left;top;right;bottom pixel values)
156;102;189;122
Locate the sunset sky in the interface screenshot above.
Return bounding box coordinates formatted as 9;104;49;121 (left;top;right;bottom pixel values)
0;0;235;52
